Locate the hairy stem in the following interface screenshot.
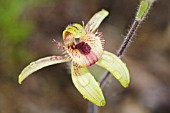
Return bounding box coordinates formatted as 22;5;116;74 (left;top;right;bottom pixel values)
88;0;156;113
117;20;141;57
88;102;98;113
99;0;156;87
88;19;141;113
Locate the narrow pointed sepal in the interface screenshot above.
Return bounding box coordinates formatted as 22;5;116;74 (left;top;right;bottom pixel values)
18;56;71;84
96;51;130;88
71;63;106;106
85;9;109;33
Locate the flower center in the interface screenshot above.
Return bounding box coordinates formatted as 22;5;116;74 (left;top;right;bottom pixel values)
75;42;91;55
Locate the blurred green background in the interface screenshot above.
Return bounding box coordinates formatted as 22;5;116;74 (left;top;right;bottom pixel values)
0;0;170;113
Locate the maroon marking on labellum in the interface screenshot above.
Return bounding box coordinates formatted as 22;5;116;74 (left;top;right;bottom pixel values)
86;51;98;66
75;42;91;55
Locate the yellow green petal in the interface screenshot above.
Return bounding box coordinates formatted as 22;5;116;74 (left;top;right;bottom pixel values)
96;51;130;88
63;24;86;46
71;63;106;106
65;23;86;38
18;56;71;84
85;9;109;32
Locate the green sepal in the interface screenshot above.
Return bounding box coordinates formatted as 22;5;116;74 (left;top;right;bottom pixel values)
96;51;130;88
71;63;106;106
18;56;71;84
85;9;109;32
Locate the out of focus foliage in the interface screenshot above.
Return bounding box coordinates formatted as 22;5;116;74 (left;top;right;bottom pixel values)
0;0;49;79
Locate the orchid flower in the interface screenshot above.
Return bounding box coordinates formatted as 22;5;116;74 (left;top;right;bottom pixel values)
18;9;130;106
